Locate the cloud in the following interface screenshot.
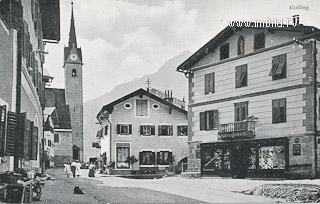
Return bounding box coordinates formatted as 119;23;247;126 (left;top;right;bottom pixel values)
45;0;210;101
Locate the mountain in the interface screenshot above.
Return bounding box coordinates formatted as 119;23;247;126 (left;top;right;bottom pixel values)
83;51;191;160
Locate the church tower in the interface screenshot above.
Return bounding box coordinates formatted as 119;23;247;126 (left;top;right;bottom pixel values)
63;3;83;161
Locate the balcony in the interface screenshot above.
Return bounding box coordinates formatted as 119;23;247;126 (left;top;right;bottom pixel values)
218;121;256;140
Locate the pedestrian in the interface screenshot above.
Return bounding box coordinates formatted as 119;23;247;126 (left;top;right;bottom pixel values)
64;162;72;178
88;162;95;177
71;160;76;178
75;160;81;177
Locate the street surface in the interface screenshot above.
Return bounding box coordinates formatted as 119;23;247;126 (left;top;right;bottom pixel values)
39;168;320;203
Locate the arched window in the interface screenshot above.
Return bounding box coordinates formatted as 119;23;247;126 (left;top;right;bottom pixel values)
72;69;77;77
237;36;245;55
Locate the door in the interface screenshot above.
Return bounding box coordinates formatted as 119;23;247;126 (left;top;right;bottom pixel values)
73;145;80;161
231;145;250;178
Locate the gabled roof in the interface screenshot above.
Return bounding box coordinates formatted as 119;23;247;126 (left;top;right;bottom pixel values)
45;88;72;130
97;88;187;120
177;24;319;72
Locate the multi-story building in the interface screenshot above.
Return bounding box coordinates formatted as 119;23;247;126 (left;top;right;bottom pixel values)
177;21;320;178
96;88;188;175
0;0;60;172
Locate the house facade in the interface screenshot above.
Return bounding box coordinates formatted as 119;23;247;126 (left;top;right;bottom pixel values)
177;23;320;178
0;0;60;172
96;88;188;175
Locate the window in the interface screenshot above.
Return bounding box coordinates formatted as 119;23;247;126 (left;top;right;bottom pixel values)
204;72;215;94
220;43;229;60
136;99;148;116
152;104;159;110
293;144;301;156
235;64;247;88
139;151;155;165
72;69;76;77
140;125;155;136
272;99;286;123
200;110;219;131
104;125;108;135
269;54;286;80
124;103;132;109
48;140;51;147
177;125;188;136
157;151;173;165
237;36;245;55
234;102;248;122
116;143;130;169
116;124;132;135
158;125;173;136
254;32;265;50
54;134;59;143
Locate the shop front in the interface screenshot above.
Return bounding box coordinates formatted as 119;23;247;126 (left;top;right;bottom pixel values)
200;137;289;178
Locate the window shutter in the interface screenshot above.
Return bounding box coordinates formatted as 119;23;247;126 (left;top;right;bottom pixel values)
151;126;155;135
209;73;215;93
213;110;219;129
200;112;206;130
205;74;210;94
140;126;143;135
270;55;279;76
31;126;38;160
129;125;132;134
6;111;17;156
157;152;160;165
0;105;6;156
139;152;143;165
151;152;156;165
168;152;173;164
235;65;242;87
158;125;161;136
169;125;173;136
117;124;120;134
22;118;31;160
177;126;181;136
9;0;23;30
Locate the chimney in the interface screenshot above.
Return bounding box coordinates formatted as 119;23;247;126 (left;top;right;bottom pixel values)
292;15;300;26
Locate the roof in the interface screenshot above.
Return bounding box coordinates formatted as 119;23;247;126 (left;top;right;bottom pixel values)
177;24;319;72
97;88;187;120
44;107;55;122
45;88;72;129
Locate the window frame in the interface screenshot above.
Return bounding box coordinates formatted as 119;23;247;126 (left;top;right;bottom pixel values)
140;125;155;136
72;69;77;77
139;150;156;166
204;72;215;94
234;102;248;122
272;98;286;124
237;36;245;55
157;151;173;166
200;110;219;131
235;64;248;88
158;125;173;136
117;124;132;135
220;43;230;60
177;125;188;136
254;32;265;50
269;54;287;80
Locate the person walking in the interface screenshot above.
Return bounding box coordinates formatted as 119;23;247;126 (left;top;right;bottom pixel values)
71;160;76;178
88;162;95;177
75;160;81;177
64;162;72;178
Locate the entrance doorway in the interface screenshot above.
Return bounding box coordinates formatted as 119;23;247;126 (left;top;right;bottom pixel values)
73;145;80;161
231;145;250;178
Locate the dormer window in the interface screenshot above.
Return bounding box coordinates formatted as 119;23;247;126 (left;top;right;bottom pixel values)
254;32;265;50
237;36;245;55
220;43;229;60
72;69;77;77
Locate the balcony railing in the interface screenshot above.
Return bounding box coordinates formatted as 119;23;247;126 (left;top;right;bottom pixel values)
218;121;256;140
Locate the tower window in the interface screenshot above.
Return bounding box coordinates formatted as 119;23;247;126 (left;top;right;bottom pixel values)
72;69;77;77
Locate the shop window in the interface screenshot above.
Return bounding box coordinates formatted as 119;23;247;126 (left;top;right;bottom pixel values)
237;36;245;55
254;32;265;50
136;99;148;117
157;151;172;165
204;72;215;94
140;125;155;136
116;124;132;135
235;64;247;88
220;43;229;60
272;99;286;124
116;143;130;169
177;125;188;136
139;151;155;165
234;102;248;122
269;54;286;80
200;110;219;131
293;144;301;156
158;125;173;136
259;146;285;169
54;134;59;143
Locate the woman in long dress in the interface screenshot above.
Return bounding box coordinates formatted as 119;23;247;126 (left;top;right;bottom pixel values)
75;160;81;177
88;162;95;177
64;162;72;178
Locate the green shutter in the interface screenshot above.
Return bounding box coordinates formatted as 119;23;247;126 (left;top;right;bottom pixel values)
140;126;143;135
158;125;161;136
151;152;156;165
213;110;219;129
6;111;17;156
157;152;160;165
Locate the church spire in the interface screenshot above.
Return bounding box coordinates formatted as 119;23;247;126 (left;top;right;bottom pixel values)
68;1;77;48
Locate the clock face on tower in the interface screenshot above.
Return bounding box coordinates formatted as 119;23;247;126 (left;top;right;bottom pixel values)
70;54;78;61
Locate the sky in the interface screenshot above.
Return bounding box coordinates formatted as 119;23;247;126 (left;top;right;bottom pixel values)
44;0;320;102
